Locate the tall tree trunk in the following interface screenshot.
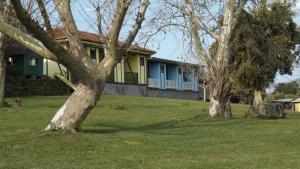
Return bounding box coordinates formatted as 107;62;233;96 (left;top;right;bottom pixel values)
253;90;263;109
183;0;246;118
45;82;105;132
247;90;264;117
208;78;232;118
207;0;236;118
0;36;6;107
0;0;9;107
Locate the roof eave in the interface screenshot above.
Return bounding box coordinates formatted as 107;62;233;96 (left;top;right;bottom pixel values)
56;38;155;56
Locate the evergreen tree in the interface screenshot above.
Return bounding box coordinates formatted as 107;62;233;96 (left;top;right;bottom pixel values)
231;2;299;116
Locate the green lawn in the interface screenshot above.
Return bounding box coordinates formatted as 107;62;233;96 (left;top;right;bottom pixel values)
1;95;300;169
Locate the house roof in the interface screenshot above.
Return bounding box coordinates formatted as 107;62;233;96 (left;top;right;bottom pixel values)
274;98;294;103
52;28;156;55
148;57;198;66
292;98;300;103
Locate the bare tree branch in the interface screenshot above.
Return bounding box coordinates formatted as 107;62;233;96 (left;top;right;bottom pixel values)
53;0;97;72
0;21;57;61
107;1;133;54
36;0;52;32
122;0;149;48
11;0;93;82
184;0;219;40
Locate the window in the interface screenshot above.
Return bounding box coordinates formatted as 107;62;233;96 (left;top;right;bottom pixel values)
29;58;37;66
7;57;17;65
90;48;96;60
140;57;144;66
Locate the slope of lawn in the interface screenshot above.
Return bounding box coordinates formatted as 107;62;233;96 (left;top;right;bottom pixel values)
1;95;300;169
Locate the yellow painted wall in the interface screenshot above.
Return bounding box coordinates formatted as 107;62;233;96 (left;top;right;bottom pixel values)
44;45;98;79
295;103;300;112
138;56;147;84
86;46;100;63
114;59;124;83
123;55;147;85
124;56;138;73
96;48;100;63
43;44;69;78
44;43;148;85
43;59;68;78
86;46;90;56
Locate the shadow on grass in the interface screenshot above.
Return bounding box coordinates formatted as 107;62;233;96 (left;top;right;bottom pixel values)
82;115;248;135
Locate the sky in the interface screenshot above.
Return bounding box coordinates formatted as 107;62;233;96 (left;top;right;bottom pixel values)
72;0;300;85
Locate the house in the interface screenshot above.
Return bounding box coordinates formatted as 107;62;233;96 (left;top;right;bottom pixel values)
148;57;199;92
43;28;155;86
292;98;300;112
146;57;205;100
5;29;205;100
273;98;293;110
6;46;43;77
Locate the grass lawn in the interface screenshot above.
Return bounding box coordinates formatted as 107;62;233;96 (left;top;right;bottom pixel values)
1;95;300;169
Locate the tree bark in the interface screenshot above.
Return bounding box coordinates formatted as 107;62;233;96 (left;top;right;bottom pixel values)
45;82;104;132
253;90;263;109
207;0;236;118
0;0;10;107
247;90;264;117
208;83;232;118
0;35;6;107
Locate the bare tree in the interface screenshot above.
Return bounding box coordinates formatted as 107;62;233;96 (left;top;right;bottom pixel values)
0;0;150;132
165;0;247;118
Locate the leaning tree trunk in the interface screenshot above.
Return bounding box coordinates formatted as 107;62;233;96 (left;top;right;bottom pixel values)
0;35;6;107
45;82;104;132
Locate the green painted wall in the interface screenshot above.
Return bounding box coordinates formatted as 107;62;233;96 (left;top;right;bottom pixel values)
7;55;24;75
23;49;43;76
7;49;43;77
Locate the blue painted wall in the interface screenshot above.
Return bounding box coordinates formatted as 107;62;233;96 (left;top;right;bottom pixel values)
183;70;198;92
148;61;198;92
148;63;160;79
159;64;166;89
191;70;198;92
166;65;177;80
148;62;167;89
167;65;177;89
177;67;183;91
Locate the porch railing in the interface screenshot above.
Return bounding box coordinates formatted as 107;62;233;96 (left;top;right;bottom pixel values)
148;78;160;88
184;82;192;90
166;80;176;89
